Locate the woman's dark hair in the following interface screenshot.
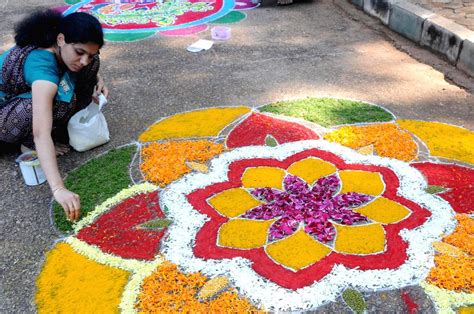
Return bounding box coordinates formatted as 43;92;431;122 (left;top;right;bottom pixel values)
14;9;104;48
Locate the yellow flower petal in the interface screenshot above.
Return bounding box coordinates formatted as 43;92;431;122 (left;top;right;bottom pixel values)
218;219;273;249
35;242;129;313
139;107;251;142
266;229;332;271
432;241;467;257
339;170;385;196
208;188;263;218
241;167;286;189
458;306;474;314
187;161;209;173
197;276;230;301
354;197;411;224
287;157;337;185
357;144;375;155
333;223;386;255
397;119;474;164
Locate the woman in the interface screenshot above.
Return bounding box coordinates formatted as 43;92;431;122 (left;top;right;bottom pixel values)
0;9;108;221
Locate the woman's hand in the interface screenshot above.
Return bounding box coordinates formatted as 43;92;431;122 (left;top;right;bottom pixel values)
53;187;81;221
92;74;109;103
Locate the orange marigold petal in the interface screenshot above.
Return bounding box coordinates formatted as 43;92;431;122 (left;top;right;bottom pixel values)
324;123;418;162
140;140;224;187
136;262;260;313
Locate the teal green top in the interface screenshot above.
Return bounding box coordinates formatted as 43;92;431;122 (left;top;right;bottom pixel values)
0;48;75;103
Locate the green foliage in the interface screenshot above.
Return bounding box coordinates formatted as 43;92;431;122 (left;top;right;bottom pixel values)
265;134;279;147
342;288;366;314
139;218;172;230
425;185;447;194
259;97;394;127
53;145;136;232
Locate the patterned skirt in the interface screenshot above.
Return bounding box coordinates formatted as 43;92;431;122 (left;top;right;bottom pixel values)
0;57;100;150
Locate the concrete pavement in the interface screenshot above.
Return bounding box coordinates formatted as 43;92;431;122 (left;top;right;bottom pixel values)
0;0;473;312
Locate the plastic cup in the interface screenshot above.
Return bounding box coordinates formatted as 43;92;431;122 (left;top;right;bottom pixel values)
211;26;231;40
16;151;47;186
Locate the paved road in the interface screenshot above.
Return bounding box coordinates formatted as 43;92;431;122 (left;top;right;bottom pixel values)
0;0;473;312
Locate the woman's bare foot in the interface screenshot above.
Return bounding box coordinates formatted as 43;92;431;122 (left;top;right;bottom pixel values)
55;143;70;156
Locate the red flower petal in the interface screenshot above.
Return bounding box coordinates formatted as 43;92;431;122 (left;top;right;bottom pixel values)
77;191;166;260
412;162;474;214
226;113;319;148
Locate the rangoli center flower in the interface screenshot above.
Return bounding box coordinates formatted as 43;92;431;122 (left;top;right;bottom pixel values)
243;174;372;242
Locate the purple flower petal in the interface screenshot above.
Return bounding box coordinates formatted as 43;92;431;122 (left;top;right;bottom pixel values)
242;204;284;220
283;175;310;195
241;170;373;244
331;192;373;208
304;219;335;242
268;217;299;241
312;174;340;200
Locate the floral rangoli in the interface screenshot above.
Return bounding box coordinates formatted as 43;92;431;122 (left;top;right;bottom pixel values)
59;0;256;42
36;98;474;313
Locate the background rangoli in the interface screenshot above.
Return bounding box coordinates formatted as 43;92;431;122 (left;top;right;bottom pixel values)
37;98;473;313
58;0;256;42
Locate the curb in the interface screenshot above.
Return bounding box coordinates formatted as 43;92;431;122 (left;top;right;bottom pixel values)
350;0;474;78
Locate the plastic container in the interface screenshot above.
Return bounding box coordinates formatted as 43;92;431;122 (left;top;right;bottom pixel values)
211;26;231;40
16;151;47;186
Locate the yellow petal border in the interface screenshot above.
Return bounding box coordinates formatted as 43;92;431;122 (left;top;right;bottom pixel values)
208;188;263;218
265;229;332;271
139;107;251;142
287;157;337;185
241;167;286;189
35;242;129;313
339;170;385;196
354;197;411;224
397;119;474;165
218;219;274;249
333;223;386;255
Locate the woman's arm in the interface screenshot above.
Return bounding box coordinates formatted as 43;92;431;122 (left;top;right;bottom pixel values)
32;80;81;221
92;73;109;103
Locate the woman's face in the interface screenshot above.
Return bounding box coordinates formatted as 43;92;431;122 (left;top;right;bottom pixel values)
57;34;100;72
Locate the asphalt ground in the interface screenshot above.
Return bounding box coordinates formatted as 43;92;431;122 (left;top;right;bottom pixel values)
0;0;473;312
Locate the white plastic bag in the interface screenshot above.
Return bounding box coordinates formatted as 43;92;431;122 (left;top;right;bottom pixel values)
68;94;110;152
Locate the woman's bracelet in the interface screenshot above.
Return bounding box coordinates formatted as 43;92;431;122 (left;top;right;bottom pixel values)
52;186;66;196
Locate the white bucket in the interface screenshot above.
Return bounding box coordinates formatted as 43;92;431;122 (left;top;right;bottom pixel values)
16;151;47;186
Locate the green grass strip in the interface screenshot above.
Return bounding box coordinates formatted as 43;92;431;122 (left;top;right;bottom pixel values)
53;145;136;232
342;288;366;314
259;97;394;127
